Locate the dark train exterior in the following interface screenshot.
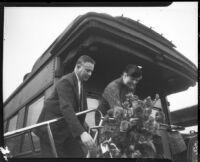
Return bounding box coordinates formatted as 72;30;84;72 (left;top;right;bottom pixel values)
3;12;197;161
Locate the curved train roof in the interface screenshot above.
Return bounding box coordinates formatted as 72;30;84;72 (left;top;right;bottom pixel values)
32;12;176;73
31;12;196;73
4;12;197;105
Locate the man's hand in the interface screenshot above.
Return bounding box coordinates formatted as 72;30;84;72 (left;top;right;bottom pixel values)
83;122;89;132
80;131;96;150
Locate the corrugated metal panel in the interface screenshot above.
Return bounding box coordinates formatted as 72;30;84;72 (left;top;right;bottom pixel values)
4;60;55;120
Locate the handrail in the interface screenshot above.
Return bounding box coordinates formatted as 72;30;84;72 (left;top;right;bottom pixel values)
4;108;97;139
4;108;185;158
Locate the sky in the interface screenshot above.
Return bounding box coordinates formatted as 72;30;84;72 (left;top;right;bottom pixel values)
3;2;198;127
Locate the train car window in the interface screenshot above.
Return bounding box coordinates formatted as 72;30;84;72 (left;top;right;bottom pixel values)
4;121;7;133
85;97;99;128
180;125;198;134
21;96;44;153
5;114;21;156
26;96;44;126
7;114;18;132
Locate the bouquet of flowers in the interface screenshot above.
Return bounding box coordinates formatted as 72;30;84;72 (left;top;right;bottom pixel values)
97;93;165;158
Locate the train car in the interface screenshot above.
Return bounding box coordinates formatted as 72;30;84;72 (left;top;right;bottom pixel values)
170;105;198;162
3;12;197;160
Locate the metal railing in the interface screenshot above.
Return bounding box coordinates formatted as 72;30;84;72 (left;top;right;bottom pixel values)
4;108;104;158
4;108;184;158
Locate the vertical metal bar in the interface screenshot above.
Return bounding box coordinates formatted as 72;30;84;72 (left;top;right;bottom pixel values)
93;118;104;143
86;150;90;158
28;131;35;153
109;151;113;158
93;110;103;143
160;93;171;125
46;123;58;157
87;111;104;158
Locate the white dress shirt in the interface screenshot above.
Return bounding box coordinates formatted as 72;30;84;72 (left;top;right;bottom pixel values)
75;71;81;99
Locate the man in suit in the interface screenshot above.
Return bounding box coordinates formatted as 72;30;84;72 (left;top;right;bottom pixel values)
96;64;142;124
36;55;96;157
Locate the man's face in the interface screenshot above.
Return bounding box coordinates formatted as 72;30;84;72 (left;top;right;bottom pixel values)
77;62;94;82
123;73;142;89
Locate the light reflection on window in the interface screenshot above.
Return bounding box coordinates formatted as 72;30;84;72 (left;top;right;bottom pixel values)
7;114;18;132
180;125;198;134
85;98;99;128
26;96;44;126
22;96;44;152
4;122;7;133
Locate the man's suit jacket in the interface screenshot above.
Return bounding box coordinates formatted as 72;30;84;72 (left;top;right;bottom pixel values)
36;72;88;146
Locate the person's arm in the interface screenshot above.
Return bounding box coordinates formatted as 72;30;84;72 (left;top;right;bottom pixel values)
98;97;110;116
83;121;89;132
56;79;85;138
95;84;120;125
56;79;95;149
95;96;109;125
102;84;121;109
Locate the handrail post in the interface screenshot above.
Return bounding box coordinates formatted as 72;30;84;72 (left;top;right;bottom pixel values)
28;130;35;153
93;110;104;143
46;123;58;157
4;108;98;158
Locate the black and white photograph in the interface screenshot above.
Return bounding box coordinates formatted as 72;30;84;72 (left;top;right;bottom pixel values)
1;2;198;161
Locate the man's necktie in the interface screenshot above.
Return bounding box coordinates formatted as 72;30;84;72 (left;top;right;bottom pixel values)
79;83;84;112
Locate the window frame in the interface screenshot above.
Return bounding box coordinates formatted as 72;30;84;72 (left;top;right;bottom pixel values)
85;91;100;128
4;121;8;133
24;94;44;127
20;94;44;154
5;112;22;156
7;112;19;132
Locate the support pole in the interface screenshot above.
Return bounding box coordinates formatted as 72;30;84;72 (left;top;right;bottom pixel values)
47;123;58;157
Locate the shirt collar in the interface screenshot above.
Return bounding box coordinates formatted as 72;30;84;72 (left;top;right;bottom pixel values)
74;71;81;84
74;71;82;97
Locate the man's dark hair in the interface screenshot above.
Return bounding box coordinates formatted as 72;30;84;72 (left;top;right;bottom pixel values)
124;64;142;78
76;55;96;65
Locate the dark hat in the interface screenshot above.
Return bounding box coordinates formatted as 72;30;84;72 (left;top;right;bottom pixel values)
124;64;142;78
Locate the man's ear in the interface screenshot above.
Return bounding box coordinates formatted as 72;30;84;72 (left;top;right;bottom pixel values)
76;64;81;69
139;76;143;80
122;73;127;81
123;72;127;77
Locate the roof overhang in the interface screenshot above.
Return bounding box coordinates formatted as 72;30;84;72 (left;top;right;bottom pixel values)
50;12;197;95
6;12;196;105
